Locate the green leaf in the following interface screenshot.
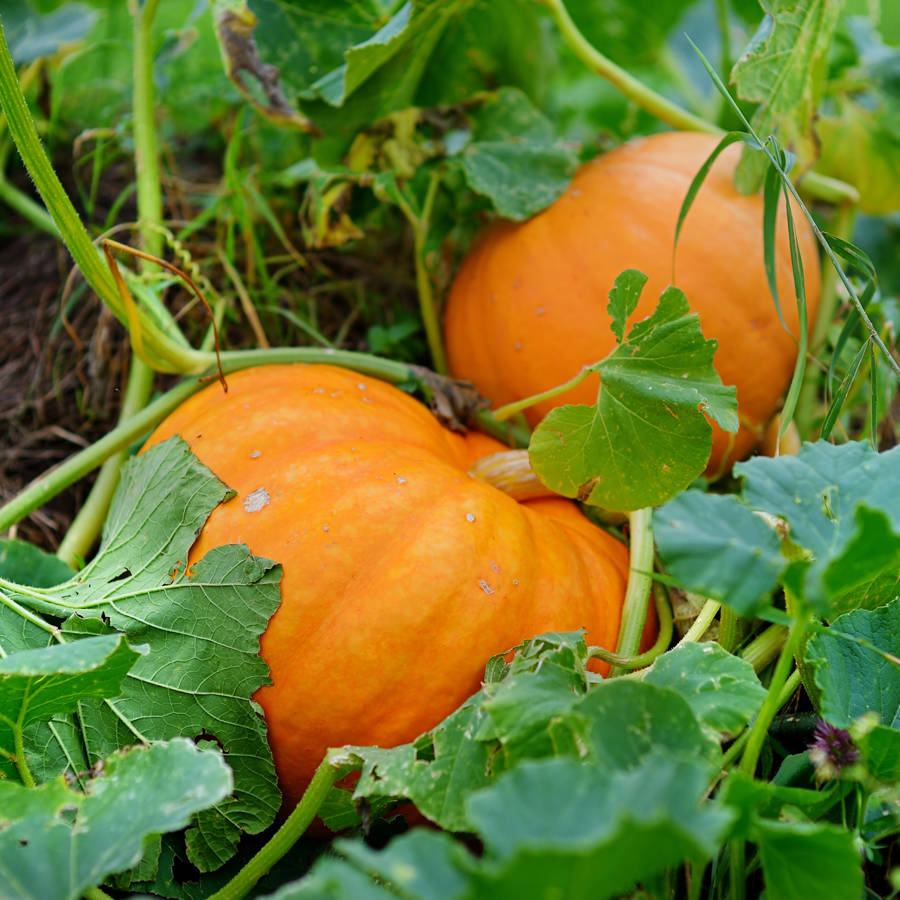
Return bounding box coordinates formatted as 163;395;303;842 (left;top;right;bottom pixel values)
2;0;98;64
348;634;718;832
0;739;232;900
736;441;900;613
654;491;786;617
816;101;900;215
335;830;470;900
349;697;494;833
573;680;721;770
606;269;648;344
864;725;900;784
454;87;578;220
0;539;75;588
565;0;697;65
732;0;843;191
0;635;143;765
643;642;768;737
2;439;282;870
822;505;900;601
299;0;477;143
805;597;900;729
464;755;733;899
529;285;738;511
261;855;418;899
211;0;381;128
754;819;864;900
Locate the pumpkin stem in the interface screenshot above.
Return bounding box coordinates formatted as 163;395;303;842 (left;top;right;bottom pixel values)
467;450;558;501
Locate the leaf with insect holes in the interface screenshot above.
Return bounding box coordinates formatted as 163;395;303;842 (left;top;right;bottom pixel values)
0;438;282;872
345;634;719;833
0;635;143;773
732;0;843;192
643;642;768;738
529;284;738;511
656;442;900;619
0;739;231;900
736;441;900;614
291;755;733;900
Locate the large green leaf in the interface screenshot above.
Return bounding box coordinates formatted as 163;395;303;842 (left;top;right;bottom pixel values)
0;739;232;900
643;642;768;737
657;442;900;618
732;0;844;191
463;756;733;899
0;539;75;588
2;0;97;64
736;441;900;612
0;635;142;771
805;597;900;729
754;820;864;900
0;439;282;871
529;278;738;511
285;755;733;899
653;491;786;617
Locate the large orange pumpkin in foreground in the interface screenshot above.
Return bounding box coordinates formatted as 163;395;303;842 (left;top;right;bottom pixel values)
145;364;634;807
444;131;822;477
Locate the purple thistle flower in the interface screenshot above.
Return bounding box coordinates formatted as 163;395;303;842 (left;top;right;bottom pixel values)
808;719;860;781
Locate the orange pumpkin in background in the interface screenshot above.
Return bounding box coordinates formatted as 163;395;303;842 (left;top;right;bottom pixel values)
145;364;642;808
444;131;822;477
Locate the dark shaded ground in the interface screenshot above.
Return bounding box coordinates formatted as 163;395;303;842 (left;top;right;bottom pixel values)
0;231;126;549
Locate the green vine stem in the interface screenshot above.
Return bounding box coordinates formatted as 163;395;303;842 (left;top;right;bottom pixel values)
0;18;208;375
540;0;858;207
57;362;156;566
609;507;654;677
205;751;347;900
717;605;743;653
0;348;524;536
538;0;715;136
131;0;163;262
719;668;802;773
739;607;810;777
739;623;788;674
493;365;592;422
0;171;59;235
589;582;673;670
794;202;858;438
57;0;163;566
391;169;449;375
783;584;821;710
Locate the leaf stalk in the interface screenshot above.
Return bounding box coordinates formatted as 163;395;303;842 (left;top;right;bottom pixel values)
205;752;344;900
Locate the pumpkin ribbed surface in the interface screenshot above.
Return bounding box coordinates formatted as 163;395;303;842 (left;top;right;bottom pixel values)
444;131;821;476
145;364;631;807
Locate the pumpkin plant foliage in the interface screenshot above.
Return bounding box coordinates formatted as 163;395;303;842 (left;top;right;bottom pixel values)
529;270;739;511
1;0;900;897
0;439;282;874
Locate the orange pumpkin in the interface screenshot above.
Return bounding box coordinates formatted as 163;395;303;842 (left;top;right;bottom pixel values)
145;364;635;807
444;131;821;477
